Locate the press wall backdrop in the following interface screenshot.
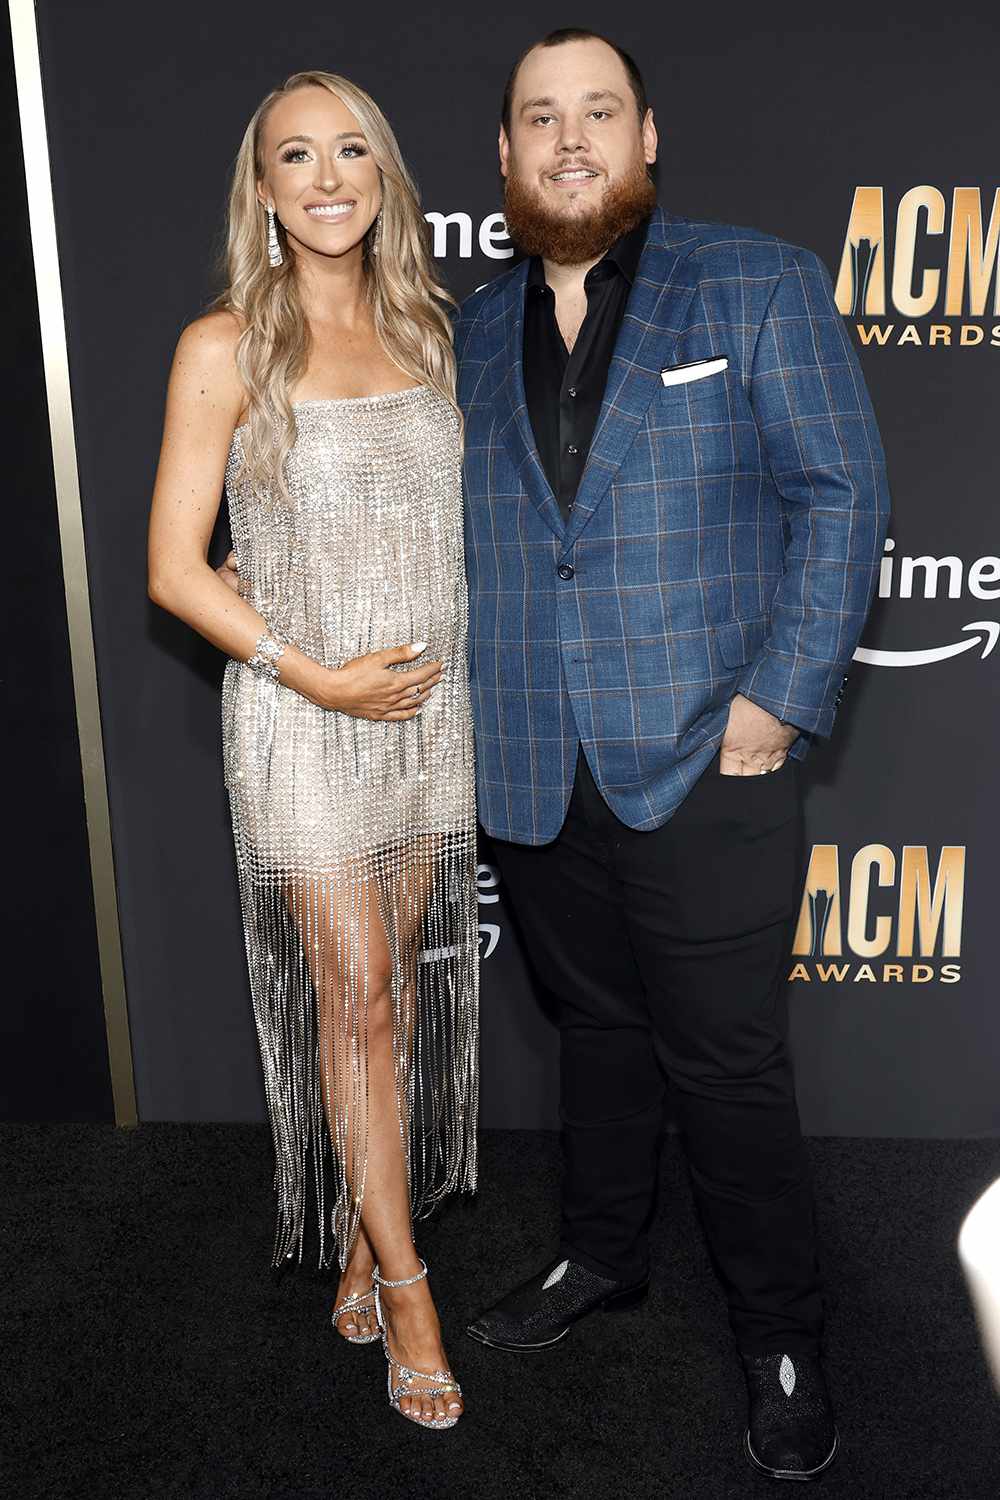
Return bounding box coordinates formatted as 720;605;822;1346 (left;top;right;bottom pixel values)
34;0;999;1134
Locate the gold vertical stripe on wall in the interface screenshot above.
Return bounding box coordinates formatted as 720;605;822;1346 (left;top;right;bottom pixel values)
9;0;137;1126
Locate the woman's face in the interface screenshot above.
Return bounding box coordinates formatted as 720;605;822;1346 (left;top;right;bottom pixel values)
257;85;382;263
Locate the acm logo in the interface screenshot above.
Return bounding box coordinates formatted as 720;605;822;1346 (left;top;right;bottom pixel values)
789;844;965;984
835;186;1000;348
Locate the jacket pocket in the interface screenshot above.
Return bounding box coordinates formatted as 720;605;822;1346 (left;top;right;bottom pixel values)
714;616;767;669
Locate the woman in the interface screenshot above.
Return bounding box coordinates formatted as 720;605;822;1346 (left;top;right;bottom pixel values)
147;71;477;1429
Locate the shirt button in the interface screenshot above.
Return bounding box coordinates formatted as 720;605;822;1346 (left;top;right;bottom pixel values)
567;444;578;455
557;563;575;580
568;387;577;398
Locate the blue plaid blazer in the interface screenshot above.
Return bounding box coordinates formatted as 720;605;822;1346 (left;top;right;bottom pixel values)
455;206;890;844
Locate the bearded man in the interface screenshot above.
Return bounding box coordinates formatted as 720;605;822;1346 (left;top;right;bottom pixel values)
457;28;890;1480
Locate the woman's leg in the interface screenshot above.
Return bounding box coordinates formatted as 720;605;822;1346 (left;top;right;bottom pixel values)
283;874;377;1336
291;859;462;1423
365;845;464;1424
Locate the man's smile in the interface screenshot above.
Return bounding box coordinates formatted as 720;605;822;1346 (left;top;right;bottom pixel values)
550;168;600;185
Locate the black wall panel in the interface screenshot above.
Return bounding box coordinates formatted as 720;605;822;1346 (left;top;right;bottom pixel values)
30;0;1000;1134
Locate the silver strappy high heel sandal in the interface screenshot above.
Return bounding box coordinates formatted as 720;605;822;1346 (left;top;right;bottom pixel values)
372;1259;463;1429
331;1281;381;1345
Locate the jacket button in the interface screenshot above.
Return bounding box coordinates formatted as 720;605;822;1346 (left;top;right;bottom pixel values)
557;563;575;580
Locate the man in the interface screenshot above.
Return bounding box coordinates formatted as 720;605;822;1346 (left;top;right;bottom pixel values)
455;28;889;1481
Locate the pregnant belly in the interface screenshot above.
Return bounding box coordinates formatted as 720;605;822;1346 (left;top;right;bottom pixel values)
314;600;462;671
244;556;464;669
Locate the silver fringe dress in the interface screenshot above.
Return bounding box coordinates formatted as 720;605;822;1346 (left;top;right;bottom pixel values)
221;388;478;1270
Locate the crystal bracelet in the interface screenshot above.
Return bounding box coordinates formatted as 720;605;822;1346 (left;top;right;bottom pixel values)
246;629;286;682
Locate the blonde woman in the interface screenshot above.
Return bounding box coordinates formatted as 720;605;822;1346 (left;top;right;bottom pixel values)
147;72;476;1429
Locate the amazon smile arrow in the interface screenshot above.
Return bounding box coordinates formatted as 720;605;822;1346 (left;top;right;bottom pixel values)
854;620;1000;667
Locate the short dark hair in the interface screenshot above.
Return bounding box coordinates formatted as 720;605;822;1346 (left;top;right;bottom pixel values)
501;28;648;136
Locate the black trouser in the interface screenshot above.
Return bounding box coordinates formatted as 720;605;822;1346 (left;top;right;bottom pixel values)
490;746;822;1354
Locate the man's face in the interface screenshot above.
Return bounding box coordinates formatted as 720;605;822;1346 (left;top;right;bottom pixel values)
500;37;657;238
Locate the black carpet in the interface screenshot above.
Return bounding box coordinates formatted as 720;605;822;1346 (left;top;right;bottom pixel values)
4;1126;1000;1499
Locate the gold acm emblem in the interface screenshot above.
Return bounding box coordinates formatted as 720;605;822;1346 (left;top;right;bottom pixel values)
789;844;965;984
835;187;1000;347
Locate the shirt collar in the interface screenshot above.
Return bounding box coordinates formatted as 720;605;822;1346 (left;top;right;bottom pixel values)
526;214;651;294
597;215;649;284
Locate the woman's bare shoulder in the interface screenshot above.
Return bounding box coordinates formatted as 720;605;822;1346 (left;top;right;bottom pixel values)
175;307;244;365
169;309;247;417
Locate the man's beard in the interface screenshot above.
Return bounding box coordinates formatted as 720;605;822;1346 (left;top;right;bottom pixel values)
503;156;656;266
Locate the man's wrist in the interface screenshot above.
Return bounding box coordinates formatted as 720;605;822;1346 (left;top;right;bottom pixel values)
737;691;799;736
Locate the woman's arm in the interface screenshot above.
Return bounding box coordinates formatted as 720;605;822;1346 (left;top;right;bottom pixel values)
147;313;441;720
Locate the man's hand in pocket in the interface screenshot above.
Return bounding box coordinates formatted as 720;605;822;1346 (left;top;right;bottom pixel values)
720;694;798;776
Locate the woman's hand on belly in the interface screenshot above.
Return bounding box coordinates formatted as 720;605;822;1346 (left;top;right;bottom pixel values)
218;552;443;719
314;643;443;721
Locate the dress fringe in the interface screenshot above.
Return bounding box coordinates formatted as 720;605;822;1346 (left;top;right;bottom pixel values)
232;811;478;1270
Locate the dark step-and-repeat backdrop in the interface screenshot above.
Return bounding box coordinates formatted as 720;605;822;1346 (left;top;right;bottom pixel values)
32;2;999;1134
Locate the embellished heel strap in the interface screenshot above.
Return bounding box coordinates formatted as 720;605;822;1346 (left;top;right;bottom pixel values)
373;1260;463;1429
372;1257;428;1289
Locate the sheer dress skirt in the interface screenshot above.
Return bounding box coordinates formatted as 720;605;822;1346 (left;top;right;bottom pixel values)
222;664;479;1270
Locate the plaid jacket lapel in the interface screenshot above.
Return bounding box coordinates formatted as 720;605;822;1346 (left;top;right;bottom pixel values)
491;261;566;541
562;215;701;547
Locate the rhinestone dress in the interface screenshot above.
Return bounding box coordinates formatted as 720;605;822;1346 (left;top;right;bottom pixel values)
221;387;478;1270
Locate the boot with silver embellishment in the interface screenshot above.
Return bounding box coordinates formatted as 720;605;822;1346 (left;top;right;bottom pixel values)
466;1255;649;1352
741;1351;839;1481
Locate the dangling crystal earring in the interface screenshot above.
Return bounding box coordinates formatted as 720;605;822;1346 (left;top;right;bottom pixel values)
370;210;383;257
266;204;282;267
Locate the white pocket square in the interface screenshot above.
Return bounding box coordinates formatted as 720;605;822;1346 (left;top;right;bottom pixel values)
660;357;728;387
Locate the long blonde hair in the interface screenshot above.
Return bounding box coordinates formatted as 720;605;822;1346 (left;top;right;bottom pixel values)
215;71;458;498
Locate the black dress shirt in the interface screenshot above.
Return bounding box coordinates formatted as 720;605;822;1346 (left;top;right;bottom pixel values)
523;217;649;519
